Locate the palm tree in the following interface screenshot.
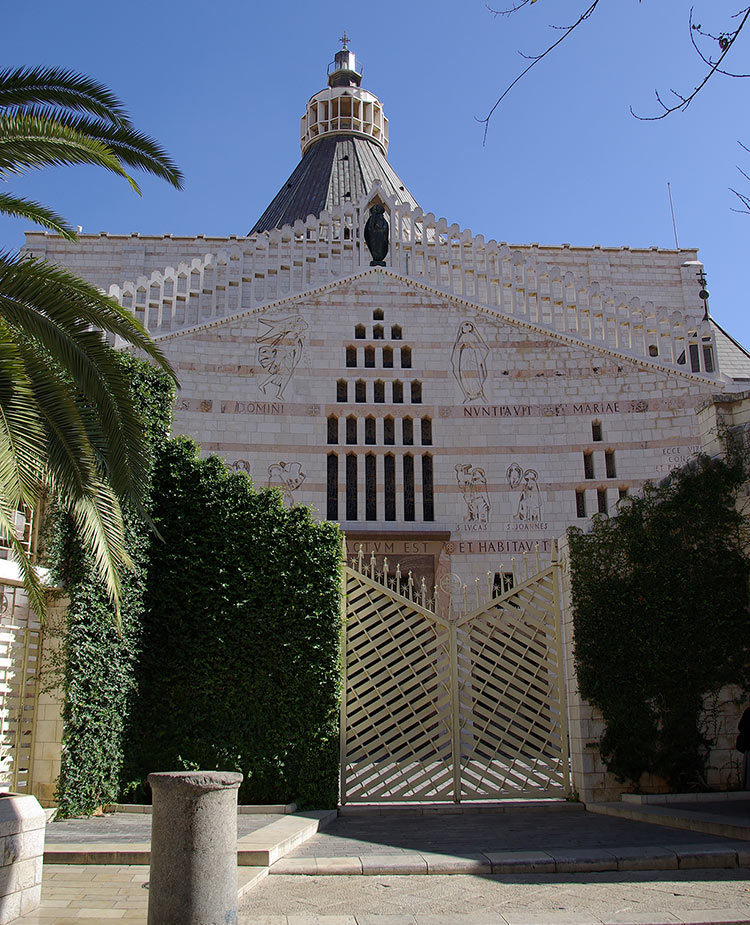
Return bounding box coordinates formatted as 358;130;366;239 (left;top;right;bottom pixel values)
0;67;183;619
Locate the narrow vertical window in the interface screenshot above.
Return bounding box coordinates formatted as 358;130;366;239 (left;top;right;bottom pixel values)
365;454;377;521
689;342;700;372
364;345;375;368
383;416;395;445
327;454;338;520
355;379;366;402
583;451;594;479
327;415;338;444
392;380;404;403
373;308;384;320
346;345;357;367
421;417;432;445
597;488;607;514
374;380;385;403
592;421;602;442
403;454;415;522
383;346;394;368
422;454;434;522
400;346;412;368
373;324;384;340
703;344;715;373
618;486;629;501
384;454;396;521
365;416;376;445
337;379;348;402
576;490;586;518
346;454;357;520
346;416;357;444
402;416;414;445
605;450;616;478
354;324;365;339
411;380;422;403
391;325;402;340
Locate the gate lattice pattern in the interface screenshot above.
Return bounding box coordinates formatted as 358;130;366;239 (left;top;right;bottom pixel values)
341;558;570;803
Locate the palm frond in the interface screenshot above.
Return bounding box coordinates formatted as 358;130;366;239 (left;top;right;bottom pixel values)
0;192;76;238
0;67;131;125
0;113;139;190
6;107;183;189
0;502;48;622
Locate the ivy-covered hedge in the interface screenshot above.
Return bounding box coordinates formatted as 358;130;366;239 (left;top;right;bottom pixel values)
569;454;750;790
47;355;175;818
122;437;342;808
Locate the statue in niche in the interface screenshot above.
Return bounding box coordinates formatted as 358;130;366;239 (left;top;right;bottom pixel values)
257;315;308;399
451;320;489;403
268;461;306;505
455;464;491;523
364;204;389;266
507;463;542;522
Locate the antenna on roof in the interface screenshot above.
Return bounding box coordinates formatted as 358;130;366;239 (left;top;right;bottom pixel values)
667;182;680;249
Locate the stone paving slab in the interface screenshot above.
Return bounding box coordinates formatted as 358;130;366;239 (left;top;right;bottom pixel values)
241;870;750;924
284;809;749;860
44;810;279;843
590;803;750;842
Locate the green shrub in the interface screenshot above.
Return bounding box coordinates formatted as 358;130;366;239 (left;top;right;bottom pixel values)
122;437;342;808
569;454;750;790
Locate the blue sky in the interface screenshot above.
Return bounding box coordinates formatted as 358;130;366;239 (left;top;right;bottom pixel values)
2;0;749;345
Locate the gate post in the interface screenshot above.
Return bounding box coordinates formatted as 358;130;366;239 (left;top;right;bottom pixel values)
449;621;461;803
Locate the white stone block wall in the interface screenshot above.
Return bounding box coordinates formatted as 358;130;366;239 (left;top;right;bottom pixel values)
30;606;65;808
0;793;45;923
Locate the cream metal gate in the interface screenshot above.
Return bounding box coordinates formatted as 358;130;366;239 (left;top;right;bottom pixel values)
340;548;570;803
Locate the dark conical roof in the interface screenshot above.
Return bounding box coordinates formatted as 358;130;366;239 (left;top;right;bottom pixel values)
249;134;420;235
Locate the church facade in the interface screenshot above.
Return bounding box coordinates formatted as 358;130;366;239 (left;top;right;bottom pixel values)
23;43;750;593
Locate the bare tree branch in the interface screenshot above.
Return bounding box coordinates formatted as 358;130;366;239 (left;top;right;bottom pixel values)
479;0;601;143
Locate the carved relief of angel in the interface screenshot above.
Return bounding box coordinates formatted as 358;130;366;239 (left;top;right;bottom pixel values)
451;321;489;403
257;315;308;399
268;461;306;505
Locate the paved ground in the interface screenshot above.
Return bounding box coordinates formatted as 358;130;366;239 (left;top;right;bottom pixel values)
241;869;750;923
668;801;750;821
44;811;280;842
284;808;745;859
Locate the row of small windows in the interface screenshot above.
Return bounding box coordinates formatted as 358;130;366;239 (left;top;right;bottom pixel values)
646;341;714;373
576;486;628;518
336;379;423;403
354;324;402;340
327;453;434;523
328;415;432;446
346;345;411;367
583;450;617;479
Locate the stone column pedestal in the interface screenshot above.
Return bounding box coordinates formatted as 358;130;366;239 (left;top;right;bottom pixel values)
147;770;243;925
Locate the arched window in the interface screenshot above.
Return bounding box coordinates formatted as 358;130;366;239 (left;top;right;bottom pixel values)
364;345;375;368
355;380;366;402
402;416;413;446
374;380;385;403
383;346;394;368
326;454;338;520
365;454;377;521
365;416;376;445
391;325;402;340
411;380;422;403
327;415;338;444
403;454;415;521
373;308;384;321
400;346;412;368
383;416;395;445
392;380;404;403
346;454;357;520
354;324;366;339
346;345;357;367
384;454;396;521
422;454;434;522
421;417;432;445
346;416;357;444
373;324;384;340
336;379;348;402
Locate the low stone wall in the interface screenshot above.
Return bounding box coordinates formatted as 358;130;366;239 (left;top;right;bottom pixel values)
0;793;45;923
